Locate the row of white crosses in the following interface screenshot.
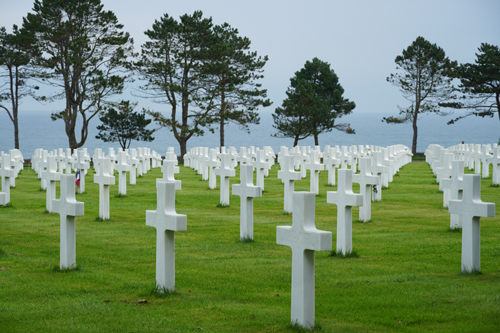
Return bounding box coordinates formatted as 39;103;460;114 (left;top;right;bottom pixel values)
426;143;496;273
426;143;500;183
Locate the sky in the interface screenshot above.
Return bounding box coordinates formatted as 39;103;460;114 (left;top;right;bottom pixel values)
1;0;499;116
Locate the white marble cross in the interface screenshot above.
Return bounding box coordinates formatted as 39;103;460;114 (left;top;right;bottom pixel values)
370;151;388;202
278;155;301;213
129;149;139;185
215;153;235;206
206;148;220;189
92;148;103;175
304;150;324;195
74;150;90;194
116;151;130;195
52;174;84;269
276;191;332;329
441;160;464;229
93;157;115;220
0;154;15;206
352;157;379;222
323;147;339;186
448;174;495;273
232;164;262;240
42;155;61;213
253;149;269;190
160;159;181;190
327;168;363;255
489;147;500;185
146;180;187;292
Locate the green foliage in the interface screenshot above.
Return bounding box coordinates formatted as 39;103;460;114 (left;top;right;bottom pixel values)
384;36;456;154
96;100;155;150
441;43;500;125
272;58;355;146
21;0;134;150
0;25;38;149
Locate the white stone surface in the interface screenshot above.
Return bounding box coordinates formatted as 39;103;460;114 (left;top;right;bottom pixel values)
116;151;130;195
93;157;115;220
276;192;332;329
0;154;14;206
146;180;187;292
52;174;84;269
42;156;61;212
440;160;464;229
74;150;90;194
160;158;181;190
206;148;220;190
304;150;324;195
489;147;500;185
448;174;495;273
327;168;363;255
232;164;262;240
215;153;235;206
278;155;301;213
352;157;379;222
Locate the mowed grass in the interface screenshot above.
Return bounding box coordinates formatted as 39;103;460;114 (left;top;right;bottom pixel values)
1;161;500;332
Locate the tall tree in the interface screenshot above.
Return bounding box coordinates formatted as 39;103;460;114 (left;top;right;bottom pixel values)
135;11;214;162
383;36;456;154
200;22;271;148
272;57;355;146
95;100;155;151
0;25;37;149
440;43;500;126
21;0;133;150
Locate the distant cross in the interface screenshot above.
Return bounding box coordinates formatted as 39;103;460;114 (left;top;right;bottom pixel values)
448;174;495;273
352;157;379;222
41;155;61;212
327;168;363;255
232;164;262;240
93;157;115;220
489;147;500;185
276;192;332;329
441;160;464;229
215;153;235;206
0;154;15;206
116;151;130;195
206;149;221;189
304;150;324;195
370;151;388;202
74;150;90;194
146;180;187;292
160;158;181;190
323;147;339;186
480;145;491;178
52;174;84;269
129;149;139;185
64;148;75;174
253;149;269;190
92;148;103;175
473;144;482;175
278;155;301;213
137;148;145;177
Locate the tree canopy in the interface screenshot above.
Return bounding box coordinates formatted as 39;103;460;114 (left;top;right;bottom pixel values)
383;36;456;154
0;25;37;149
272;57;355;146
21;0;134;150
441;43;500;126
95;100;155;151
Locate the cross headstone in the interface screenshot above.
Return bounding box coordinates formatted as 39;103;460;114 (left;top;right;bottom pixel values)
276;192;332;329
146;180;187;292
160;159;181;190
0;154;15;206
370;151;388;202
232;164;262;240
489;147;500;185
253;149;269;190
41;156;61;212
323;147;339;186
116;151;130;195
441;160;464;229
327;168;363;255
448;174;495;273
352;157;379;222
129;149;139;185
278;155;301;213
52;174;84;269
74;150;90;194
206;148;221;189
215;153;235;206
93;157;115;220
304;150;324;195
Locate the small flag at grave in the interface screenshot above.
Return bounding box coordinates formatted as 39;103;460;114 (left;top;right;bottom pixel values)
75;170;81;186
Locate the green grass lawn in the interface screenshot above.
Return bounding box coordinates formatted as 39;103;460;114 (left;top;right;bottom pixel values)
1;161;500;332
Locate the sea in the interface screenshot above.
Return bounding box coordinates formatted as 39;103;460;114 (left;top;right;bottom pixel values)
0;110;498;159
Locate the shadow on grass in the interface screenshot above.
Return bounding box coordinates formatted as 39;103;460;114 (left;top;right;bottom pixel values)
329;250;360;259
289;321;323;332
51;264;81;273
216;203;230;208
95;217;112;222
149;285;179;298
460;269;482;277
448;227;462;233
239;236;255;244
114;194;127;198
0;203;13;208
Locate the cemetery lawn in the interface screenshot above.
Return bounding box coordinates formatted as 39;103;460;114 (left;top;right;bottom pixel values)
1;162;500;332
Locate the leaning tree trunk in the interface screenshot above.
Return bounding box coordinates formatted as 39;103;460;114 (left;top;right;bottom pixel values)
411;105;419;155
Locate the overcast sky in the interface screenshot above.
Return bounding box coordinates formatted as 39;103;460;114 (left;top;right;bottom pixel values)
1;0;499;115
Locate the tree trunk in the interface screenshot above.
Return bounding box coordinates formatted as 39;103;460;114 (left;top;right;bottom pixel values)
220;112;225;148
412;104;419;155
293;136;299;147
314;134;319;146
